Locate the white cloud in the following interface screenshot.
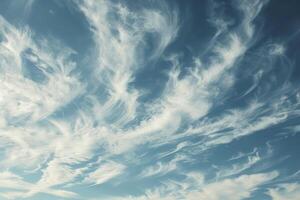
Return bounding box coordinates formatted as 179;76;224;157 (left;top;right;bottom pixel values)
0;0;298;199
118;171;278;200
215;152;261;179
0;16;84;124
267;183;300;200
140;155;188;178
77;0;179;128
185;172;278;200
83;161;125;185
0;171;78;199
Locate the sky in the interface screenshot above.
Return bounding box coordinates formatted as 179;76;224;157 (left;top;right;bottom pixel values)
0;0;300;199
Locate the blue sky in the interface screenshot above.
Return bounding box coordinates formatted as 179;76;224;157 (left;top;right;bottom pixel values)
0;0;300;199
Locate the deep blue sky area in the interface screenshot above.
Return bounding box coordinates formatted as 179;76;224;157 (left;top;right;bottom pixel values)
0;0;299;200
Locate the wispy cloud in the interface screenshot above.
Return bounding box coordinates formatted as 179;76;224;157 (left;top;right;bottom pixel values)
0;0;299;199
118;171;278;200
83;161;125;185
267;183;300;200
